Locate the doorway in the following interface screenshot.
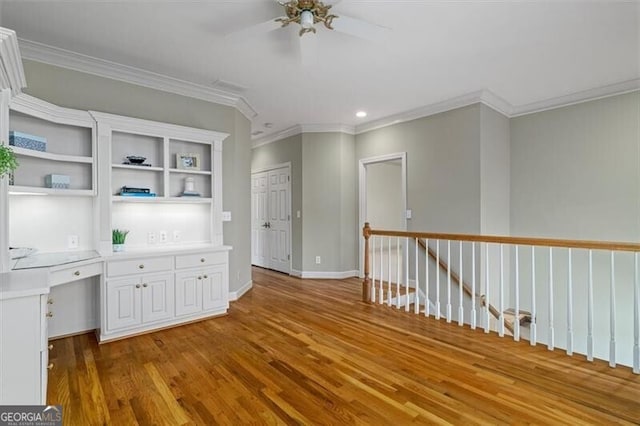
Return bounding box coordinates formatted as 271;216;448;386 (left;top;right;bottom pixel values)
251;164;291;274
358;152;407;277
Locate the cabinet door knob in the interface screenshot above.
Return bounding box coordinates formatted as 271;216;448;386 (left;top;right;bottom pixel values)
197;276;202;280
74;270;81;276
46;312;54;318
143;283;148;288
47;363;54;370
200;258;205;263
136;284;141;289
139;264;145;269
48;344;54;351
47;298;54;305
203;275;208;279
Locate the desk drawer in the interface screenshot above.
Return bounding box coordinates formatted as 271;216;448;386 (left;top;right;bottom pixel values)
107;256;173;277
175;251;227;270
50;262;102;286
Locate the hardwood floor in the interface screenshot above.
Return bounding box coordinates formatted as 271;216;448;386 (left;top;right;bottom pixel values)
48;267;640;425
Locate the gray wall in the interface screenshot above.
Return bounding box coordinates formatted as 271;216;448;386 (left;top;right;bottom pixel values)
356;104;483;234
23;60;252;293
251;133;303;271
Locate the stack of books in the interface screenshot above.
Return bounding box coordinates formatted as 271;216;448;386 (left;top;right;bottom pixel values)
120;186;156;197
181;190;201;197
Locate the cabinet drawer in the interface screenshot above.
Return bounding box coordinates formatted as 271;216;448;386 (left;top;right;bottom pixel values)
107;256;173;277
50;262;102;286
175;251;227;270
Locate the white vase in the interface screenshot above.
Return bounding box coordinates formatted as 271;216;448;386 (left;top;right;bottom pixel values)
113;243;125;252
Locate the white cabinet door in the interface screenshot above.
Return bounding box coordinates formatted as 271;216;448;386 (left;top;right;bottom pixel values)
141;273;173;324
175;271;202;316
202;265;227;311
106;277;142;331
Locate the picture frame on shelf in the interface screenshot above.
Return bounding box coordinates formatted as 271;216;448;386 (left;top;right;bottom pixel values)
176;153;201;171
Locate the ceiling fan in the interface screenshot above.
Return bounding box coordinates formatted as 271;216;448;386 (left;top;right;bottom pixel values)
225;0;389;43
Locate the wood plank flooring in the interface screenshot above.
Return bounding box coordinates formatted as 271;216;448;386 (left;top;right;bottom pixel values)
48;267;640;425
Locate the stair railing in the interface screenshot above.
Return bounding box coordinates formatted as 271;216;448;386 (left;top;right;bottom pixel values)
362;222;640;374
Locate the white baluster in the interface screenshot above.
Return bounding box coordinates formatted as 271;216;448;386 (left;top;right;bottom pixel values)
396;237;401;309
415;238;419;314
587;249;594;361
371;237;376;303
567;248;573;356
425;239;430;317
436;240;441;320
446;240;452;323
387;237;392;307
485;243;490;333
548;247;554;351
530;246;537;346
634;252;639;374
499;244;505;337
514;245;520;342
405;237;410;312
458;241;464;326
379;236;383;304
471;242;477;329
610;251;616;367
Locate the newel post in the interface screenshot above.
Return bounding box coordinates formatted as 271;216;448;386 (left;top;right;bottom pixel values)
362;222;372;303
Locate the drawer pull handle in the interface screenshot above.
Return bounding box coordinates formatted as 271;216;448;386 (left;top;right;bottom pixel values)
139;264;145;269
47;298;54;305
46;312;54;318
48;344;53;351
136;284;141;289
200;258;205;263
74;270;81;276
47;363;54;370
143;283;148;288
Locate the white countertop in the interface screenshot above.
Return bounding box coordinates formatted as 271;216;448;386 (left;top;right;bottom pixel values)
12;250;101;270
104;244;232;260
0;268;50;300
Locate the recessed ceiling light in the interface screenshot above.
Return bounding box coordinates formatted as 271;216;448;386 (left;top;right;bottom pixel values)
356;111;367;118
264;122;274;128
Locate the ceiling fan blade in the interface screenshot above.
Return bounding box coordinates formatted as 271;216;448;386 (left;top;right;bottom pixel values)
224;18;282;43
331;14;390;42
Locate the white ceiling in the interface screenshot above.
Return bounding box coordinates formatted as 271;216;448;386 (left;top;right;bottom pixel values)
1;1;638;141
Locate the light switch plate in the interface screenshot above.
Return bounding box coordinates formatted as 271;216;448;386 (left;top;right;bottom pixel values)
222;211;232;222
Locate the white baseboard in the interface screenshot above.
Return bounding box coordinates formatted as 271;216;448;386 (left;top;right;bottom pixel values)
300;270;358;279
229;280;253;301
290;269;302;277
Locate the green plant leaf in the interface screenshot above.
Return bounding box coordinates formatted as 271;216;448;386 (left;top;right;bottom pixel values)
0;144;18;178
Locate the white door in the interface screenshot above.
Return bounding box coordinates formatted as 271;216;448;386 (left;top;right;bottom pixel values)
251;172;269;268
202;265;227;311
106;277;142;331
251;166;291;274
141;273;173;324
175;271;202;317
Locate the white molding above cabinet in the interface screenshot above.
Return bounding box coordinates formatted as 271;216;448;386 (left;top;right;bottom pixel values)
0;27;27;96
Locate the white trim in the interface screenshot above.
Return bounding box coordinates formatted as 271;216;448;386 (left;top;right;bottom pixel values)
18;38;258;121
229;280;253;301
299;270;358;279
510;79;640;117
11;93;95;127
252;123;356;149
290;269;302;278
358;152;408;278
251;161;292;175
0;28;27;96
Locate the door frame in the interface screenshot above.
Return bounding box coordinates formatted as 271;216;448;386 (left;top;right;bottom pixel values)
358;152;407;278
251;162;292;274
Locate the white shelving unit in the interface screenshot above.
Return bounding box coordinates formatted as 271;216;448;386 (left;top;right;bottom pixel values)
91;111;228;254
8;95;96;195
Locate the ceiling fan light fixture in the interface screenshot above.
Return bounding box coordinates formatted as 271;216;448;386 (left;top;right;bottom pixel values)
300;10;314;29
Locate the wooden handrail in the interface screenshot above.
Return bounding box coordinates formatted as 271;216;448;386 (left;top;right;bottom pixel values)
362;223;372;303
416;239;514;334
368;229;640;252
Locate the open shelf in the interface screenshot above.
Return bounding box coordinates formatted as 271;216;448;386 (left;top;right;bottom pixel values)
9;185;95;197
168;168;212;176
112;196;212;204
112;164;164;172
12;146;93;164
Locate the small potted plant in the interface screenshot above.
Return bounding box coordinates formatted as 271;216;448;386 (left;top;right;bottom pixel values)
0;143;18;179
112;229;129;252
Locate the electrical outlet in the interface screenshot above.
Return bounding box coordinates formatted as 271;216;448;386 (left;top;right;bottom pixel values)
315;256;321;264
159;230;168;243
67;235;78;249
148;232;157;244
222;211;232;222
173;230;181;242
297;210;301;219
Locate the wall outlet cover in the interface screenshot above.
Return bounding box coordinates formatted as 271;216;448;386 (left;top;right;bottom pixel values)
159;230;168;243
173;230;181;241
148;232;157;244
315;256;321;264
67;235;78;249
222;211;232;222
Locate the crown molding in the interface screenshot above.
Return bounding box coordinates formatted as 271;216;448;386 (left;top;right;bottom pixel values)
300;123;355;135
510;78;640;117
11;93;94;127
0;28;27;96
17;38;258;121
252;125;302;149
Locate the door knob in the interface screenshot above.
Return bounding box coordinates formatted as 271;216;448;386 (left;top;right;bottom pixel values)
262;222;268;228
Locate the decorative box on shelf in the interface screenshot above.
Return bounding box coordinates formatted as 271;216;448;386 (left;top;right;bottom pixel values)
45;174;70;189
9;131;47;152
